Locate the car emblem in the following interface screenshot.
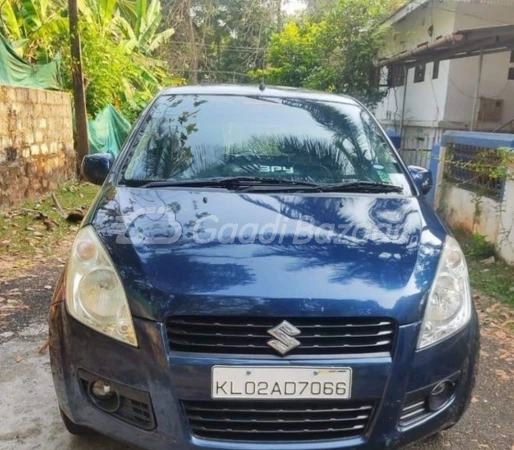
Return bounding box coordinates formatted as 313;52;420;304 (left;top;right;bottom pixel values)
267;321;301;356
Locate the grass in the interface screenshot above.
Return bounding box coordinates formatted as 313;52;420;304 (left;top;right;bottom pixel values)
0;181;100;262
453;228;514;308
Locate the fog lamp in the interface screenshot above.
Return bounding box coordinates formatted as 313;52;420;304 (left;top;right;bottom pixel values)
91;380;116;400
428;380;455;411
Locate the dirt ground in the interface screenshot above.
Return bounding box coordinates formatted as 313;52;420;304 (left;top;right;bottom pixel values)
1;264;514;450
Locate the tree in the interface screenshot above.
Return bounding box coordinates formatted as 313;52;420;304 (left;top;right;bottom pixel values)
303;0;333;19
250;0;401;107
115;0;175;56
0;0;68;61
160;0;281;83
249;22;323;87
0;0;178;119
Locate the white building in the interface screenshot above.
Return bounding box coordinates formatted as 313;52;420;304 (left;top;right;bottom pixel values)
375;0;514;152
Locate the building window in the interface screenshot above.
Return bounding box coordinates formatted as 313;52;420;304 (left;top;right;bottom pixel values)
510;51;514;63
388;66;405;88
508;67;514;80
414;64;426;83
433;60;440;79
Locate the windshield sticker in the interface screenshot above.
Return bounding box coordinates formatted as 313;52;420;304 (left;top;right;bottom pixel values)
377;170;392;183
260;165;294;174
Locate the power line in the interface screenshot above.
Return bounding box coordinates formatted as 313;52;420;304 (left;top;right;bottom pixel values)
170;69;252;76
169;40;270;52
169;42;269;55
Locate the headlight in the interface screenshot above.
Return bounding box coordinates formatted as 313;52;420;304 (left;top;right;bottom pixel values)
418;236;472;349
66;226;138;347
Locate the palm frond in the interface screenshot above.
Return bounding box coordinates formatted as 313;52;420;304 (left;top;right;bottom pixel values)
1;1;22;41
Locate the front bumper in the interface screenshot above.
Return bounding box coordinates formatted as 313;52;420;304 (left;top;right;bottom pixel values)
49;303;479;450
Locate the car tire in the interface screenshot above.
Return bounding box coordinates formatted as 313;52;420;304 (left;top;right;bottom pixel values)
59;408;92;436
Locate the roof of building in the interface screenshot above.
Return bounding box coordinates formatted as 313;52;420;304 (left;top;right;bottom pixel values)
377;24;514;67
383;0;430;26
161;84;359;105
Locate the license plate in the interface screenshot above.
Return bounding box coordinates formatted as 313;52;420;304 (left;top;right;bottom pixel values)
211;366;352;400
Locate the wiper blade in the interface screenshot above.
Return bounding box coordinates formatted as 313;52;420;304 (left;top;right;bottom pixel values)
318;181;403;193
127;178;402;194
132;177;321;189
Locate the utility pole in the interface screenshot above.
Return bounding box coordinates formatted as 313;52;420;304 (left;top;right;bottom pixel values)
186;0;198;83
68;0;89;167
470;49;484;132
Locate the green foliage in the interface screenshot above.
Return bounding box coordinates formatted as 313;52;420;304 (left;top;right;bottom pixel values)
250;22;323;87
249;0;392;107
467;233;496;259
160;0;281;83
0;0;68;62
0;0;413;117
76;25;142;114
0;0;180;119
115;0;175;56
445;146;514;182
453;228;514;308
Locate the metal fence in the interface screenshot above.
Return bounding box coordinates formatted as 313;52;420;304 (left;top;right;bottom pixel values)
443;144;504;201
399;148;432;169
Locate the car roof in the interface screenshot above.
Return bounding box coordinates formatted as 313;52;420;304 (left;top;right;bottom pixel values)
160;84;360;106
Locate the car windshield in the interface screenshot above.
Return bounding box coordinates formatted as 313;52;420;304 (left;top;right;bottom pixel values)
122;94;411;192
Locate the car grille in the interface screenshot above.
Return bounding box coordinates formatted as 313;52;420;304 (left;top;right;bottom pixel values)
183;400;374;442
166;316;396;356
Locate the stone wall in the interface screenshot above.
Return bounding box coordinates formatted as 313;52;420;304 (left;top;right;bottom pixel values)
0;85;75;208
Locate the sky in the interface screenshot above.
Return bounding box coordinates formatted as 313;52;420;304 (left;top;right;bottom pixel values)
284;0;307;14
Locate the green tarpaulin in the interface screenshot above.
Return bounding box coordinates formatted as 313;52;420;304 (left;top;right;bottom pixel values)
88;105;131;158
0;34;61;90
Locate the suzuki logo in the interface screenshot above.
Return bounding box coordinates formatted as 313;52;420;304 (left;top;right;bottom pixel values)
267;321;301;356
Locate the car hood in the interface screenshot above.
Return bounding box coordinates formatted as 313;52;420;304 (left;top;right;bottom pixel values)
90;187;448;324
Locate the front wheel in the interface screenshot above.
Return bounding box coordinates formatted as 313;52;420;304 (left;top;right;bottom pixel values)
59;408;92;436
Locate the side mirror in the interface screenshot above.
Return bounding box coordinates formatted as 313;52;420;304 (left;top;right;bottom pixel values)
82;153;114;186
408;165;433;195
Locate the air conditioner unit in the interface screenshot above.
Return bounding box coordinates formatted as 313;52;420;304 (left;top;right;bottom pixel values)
478;98;503;122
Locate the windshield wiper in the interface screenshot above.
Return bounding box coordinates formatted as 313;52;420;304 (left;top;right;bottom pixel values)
132;177;322;190
239;180;403;193
128;177;402;194
315;181;403;194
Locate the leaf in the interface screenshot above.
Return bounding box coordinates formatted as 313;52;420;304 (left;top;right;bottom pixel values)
135;0;148;36
0;2;22;41
495;369;510;381
15;355;24;363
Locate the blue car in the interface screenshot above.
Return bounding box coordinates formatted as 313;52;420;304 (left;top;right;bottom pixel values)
49;85;479;450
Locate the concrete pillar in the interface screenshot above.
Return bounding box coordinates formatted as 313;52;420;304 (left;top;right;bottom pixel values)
497;166;514;264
